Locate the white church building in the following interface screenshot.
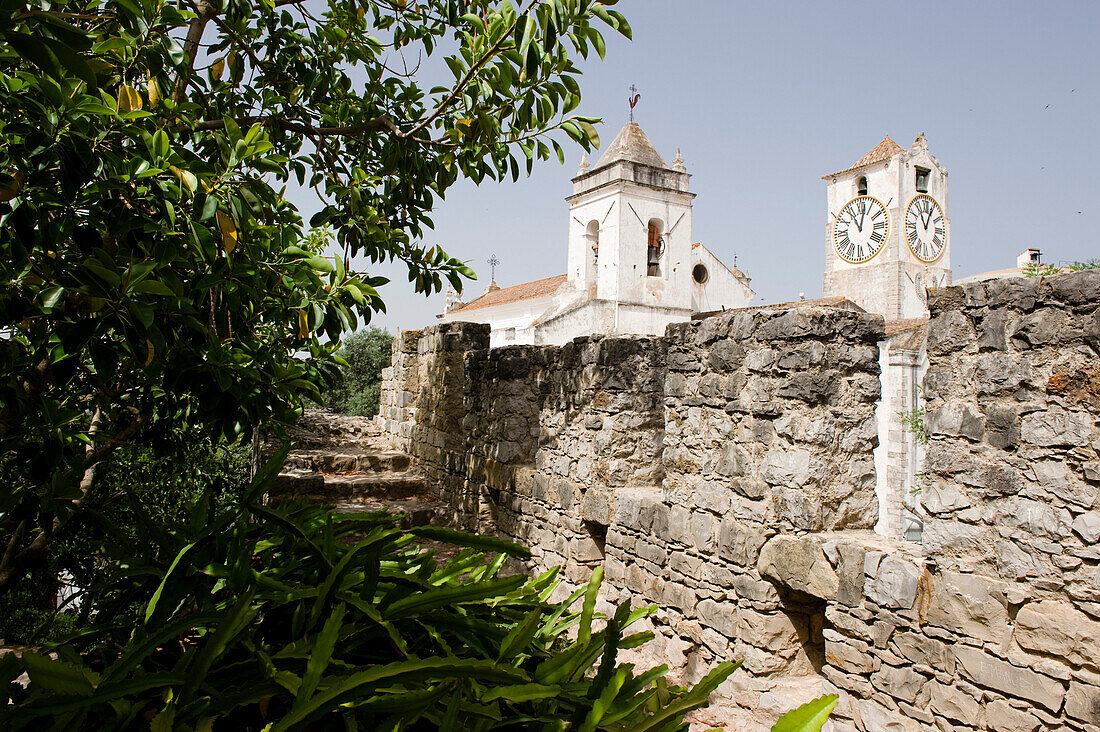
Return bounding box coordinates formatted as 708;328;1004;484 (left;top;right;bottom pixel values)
439;122;755;347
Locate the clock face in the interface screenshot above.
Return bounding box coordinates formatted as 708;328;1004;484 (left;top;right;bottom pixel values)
905;194;947;262
833;195;889;264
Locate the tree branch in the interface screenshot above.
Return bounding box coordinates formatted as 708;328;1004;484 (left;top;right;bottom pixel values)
173;0;218;104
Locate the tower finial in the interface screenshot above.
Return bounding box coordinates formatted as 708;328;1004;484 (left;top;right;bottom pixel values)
578;151;589;175
628;84;641;122
487;253;500;283
672;148;685;172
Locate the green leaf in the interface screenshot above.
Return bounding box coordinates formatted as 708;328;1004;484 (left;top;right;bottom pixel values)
308;255;334;272
481;683;562;703
385;576;526;618
294;603;346;711
409;526;531;558
152;129;170;159
21;652;96;696
578;565;603;645
771;694;839;732
131;279;176;297
145;541;196;623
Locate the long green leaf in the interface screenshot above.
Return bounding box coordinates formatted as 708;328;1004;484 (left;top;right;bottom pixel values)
384;576;526;619
293;602;346;712
771;694;839;732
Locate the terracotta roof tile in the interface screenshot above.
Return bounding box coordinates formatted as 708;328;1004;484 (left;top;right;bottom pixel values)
450;274;566;313
824;135;905;178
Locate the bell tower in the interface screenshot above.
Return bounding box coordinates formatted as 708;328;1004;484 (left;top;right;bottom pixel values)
565;122;694;315
822;134;952;319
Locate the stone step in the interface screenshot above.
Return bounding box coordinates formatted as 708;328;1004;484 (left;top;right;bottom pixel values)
270;471;426;500
284;449;412;474
330;496;445;528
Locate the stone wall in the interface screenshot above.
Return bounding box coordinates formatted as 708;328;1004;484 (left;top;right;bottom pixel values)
377;271;1100;730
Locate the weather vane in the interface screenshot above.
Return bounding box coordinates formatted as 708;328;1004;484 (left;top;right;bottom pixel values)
488;253;500;281
628;84;641;122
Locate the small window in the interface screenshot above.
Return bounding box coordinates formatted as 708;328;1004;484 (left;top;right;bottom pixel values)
692;263;709;284
647;221;663;277
915;167;930;193
504;328;516;341
857;176;868;196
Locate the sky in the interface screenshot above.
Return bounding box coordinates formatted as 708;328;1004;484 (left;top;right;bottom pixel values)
312;1;1100;334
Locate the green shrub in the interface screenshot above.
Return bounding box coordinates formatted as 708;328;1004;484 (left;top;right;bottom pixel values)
1;450;740;730
324;327;395;417
0;434;250;645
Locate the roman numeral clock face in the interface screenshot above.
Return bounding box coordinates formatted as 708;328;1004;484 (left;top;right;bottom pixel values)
905;194;947;262
833;195;889;264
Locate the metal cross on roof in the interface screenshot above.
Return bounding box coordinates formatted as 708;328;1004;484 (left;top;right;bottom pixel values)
487;253;500;281
628;84;641;122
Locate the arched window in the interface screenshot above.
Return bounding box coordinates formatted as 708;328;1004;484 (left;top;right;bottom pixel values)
584;220;599;284
647;220;663;276
857;176;868;196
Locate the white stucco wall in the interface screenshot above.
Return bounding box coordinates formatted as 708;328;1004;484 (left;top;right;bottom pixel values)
690;244;755;313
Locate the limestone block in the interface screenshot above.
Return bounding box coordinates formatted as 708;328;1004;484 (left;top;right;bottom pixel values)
855;698;919;731
979;699;1040;732
921;481;970;515
1020;407;1093;448
865;555;920;610
693;479;732;514
1033;460;1096;509
870;664;926;704
925;680;981;724
974;353;1032;395
836;543;866;607
737;606;803;653
757;535;839;600
1004;498;1072;540
891;631;949;671
926;571;1009;646
824;630;873;673
718;519;767;568
928;402;985;442
927;309;976;356
1075;511;1100;543
1014;599;1100;668
696;598;738;637
580;487;613;526
1066;679;1100;725
1011;306;1077;348
953;645;1065;712
763;448;812;487
769;487;823;531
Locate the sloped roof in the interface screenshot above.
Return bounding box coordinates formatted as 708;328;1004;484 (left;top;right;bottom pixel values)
824;135;905;178
885;318;929;350
593;122;670;171
449;274;566;313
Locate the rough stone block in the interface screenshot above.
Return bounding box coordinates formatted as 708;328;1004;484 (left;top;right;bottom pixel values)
926;680;981;724
870;664;926;704
1066;679;1100;725
926;571;1009;646
1020;407;1093;448
1014;599;1100;668
757;535;839;600
717;519;766;568
953;645;1065;712
865;555;920;610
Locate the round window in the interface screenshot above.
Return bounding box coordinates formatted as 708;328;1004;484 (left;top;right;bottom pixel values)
692;264;709;284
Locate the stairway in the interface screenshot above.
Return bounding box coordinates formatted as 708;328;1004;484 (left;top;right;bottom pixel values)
267;410;445;528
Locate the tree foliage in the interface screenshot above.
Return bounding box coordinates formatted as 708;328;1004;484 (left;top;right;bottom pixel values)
324;325;394;417
0;0;629;593
1;450;740;730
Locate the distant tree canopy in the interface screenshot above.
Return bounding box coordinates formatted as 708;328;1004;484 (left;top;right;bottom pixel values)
325;326;394;417
0;0;628;594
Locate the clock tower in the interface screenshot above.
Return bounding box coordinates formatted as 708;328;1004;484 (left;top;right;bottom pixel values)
822;133;951;319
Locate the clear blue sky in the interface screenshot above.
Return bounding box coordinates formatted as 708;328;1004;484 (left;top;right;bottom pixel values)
331;1;1100;334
